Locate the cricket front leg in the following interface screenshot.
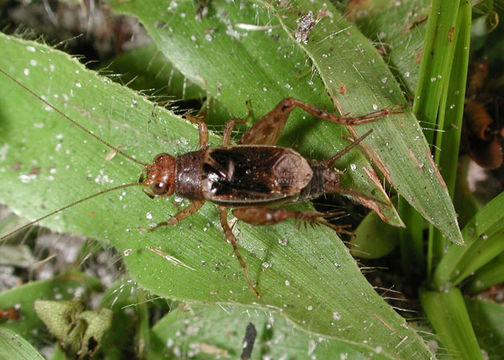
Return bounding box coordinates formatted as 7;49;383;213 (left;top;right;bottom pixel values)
221;112;251;145
232;207;353;235
240;97;401;146
185;114;209;149
221;119;245;146
139;200;205;232
221;100;253;146
217;206;261;298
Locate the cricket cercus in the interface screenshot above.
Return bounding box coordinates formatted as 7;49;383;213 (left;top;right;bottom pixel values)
0;68;399;298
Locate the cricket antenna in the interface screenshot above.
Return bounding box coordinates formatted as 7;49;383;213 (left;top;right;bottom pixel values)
0;183;141;242
0;68;149;167
325;129;373;167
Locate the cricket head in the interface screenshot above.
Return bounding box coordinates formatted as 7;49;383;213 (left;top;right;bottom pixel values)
139;153;176;197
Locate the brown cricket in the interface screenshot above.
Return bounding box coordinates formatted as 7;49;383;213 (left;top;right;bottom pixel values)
0;68;399;298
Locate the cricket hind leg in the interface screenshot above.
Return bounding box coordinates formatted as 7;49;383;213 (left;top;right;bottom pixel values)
240;98;400;145
139;200;205;232
240;97;401;146
217;206;261;298
232;207;354;236
324;183;389;213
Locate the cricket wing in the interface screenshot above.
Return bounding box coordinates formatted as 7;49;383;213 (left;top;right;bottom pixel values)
202;146;313;206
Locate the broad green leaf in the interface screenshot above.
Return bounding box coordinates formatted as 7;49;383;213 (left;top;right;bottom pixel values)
346;0;431;95
346;0;470;265
0;328;45;360
0;34;431;358
104;43;205;101
420;288;482;360
111;0;462;244
149;303;393;359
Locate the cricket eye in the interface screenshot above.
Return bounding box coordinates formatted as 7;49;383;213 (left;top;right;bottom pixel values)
154;153;169;163
151;181;169;195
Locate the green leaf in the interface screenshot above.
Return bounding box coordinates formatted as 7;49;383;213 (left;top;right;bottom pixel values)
0;34;431;358
111;0;462;244
350;210;398;259
426;0;471;275
0;328;45;360
346;0;431;95
104;43;205;101
465;298;504;359
465;252;504;294
432;192;504;289
413;0;461;143
420;288;482;360
434;1;471;198
150;303;392;359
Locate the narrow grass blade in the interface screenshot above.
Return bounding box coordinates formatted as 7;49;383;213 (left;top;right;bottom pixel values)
420;288;482;360
434;1;471;197
0;328;45;360
428;0;472;274
465;253;504;294
412;0;461;144
465;298;504;358
433;192;504;289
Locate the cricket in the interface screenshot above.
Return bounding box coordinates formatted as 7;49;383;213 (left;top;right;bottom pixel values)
0;67;400;298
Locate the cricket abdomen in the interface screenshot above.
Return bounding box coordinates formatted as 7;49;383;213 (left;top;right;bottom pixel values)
202;145;313;206
298;162;341;202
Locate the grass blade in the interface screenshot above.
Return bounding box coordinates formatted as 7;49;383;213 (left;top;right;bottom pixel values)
420;288;482;360
432;192;504;289
464;253;504;294
0;328;45;360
